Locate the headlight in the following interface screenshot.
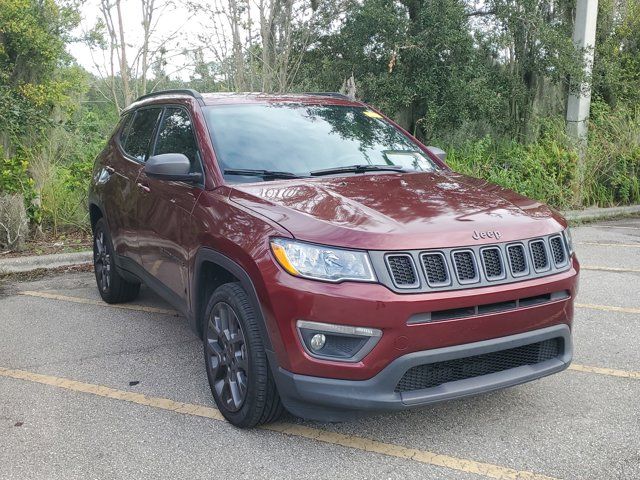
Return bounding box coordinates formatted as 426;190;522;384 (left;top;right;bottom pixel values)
270;238;376;282
562;227;574;256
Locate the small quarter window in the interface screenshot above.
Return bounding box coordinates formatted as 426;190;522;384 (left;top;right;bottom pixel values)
118;113;133;145
123;108;162;161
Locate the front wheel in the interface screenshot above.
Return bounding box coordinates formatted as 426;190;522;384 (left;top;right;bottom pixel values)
203;283;284;427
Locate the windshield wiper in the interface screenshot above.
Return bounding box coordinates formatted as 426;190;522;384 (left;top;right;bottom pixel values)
224;168;304;180
309;164;407;177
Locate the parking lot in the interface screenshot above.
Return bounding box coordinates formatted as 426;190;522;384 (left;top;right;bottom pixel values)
1;217;639;480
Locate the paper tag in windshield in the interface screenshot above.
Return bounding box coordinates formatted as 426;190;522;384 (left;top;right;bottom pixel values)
363;110;383;119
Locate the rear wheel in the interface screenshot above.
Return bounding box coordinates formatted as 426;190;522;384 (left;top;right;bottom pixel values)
93;218;140;304
203;283;284;427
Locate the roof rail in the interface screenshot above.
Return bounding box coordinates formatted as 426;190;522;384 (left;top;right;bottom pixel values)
302;92;351;99
134;89;203;103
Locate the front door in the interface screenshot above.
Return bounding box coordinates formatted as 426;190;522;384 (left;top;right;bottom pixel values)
137;106;203;306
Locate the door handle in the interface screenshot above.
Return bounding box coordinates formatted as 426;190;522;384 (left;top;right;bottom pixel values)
137;182;151;193
105;166;115;174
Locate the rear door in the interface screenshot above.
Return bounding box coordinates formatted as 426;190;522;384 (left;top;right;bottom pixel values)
100;113;132;257
137;106;203;306
100;111;142;262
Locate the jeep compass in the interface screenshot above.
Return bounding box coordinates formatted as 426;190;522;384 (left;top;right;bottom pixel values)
88;89;579;427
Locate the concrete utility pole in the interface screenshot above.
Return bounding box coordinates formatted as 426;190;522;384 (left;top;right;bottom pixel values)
566;0;599;144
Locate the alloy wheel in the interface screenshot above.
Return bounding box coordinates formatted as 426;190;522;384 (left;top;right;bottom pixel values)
94;231;111;293
206;302;249;412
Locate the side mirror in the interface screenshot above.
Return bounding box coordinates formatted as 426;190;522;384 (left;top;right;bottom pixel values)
145;153;202;183
427;146;447;164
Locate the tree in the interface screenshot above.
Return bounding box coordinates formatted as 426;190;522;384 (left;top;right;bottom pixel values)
593;0;640;107
87;0;189;109
477;0;584;138
294;0;496;140
0;0;80;156
191;0;342;92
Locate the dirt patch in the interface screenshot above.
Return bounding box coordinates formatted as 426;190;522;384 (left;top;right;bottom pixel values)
0;230;91;258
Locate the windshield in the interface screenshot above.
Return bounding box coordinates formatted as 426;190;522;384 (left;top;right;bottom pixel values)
204;104;438;182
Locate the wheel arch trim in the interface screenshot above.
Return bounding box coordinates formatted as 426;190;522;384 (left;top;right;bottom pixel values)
192;248;275;354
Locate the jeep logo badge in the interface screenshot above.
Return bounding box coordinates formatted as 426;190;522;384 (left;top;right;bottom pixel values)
472;230;502;240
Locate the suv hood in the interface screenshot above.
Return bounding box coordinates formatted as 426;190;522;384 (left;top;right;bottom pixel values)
229;171;566;250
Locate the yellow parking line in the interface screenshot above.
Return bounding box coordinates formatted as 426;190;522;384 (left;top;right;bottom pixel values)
581;265;640;273
0;366;223;418
19;291;179;316
576;303;640;315
577;242;640;248
569;363;640;380
0;366;558;480
264;423;557;480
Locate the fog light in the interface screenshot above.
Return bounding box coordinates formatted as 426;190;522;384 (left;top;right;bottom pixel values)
310;333;326;351
296;320;382;362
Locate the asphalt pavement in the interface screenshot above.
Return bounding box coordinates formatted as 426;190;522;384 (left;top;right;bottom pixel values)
1;218;639;480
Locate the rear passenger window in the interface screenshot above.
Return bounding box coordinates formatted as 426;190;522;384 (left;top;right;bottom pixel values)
123;108;162;161
118;113;132;144
154;108;199;168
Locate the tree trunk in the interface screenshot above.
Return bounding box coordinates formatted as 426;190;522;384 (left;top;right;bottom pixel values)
116;0;132;106
229;0;246;91
140;0;156;96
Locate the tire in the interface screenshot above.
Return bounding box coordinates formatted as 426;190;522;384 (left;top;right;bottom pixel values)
93;218;140;304
203;283;284;428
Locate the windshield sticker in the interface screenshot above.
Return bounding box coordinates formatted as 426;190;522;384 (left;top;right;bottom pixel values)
363;110;383;119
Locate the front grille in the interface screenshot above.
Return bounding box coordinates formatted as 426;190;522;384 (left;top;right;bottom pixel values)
452;251;477;282
481;247;504;279
395;338;563;392
421;253;449;285
370;233;572;293
386;255;418;287
530;241;549;271
549;236;566;265
507;244;527;275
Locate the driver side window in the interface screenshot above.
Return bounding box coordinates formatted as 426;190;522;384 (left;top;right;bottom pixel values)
154;107;201;173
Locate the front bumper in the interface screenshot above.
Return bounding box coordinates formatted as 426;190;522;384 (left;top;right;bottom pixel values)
270;324;572;421
260;255;578;380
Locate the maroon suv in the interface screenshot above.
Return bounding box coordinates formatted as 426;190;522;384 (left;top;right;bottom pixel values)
89;89;579;427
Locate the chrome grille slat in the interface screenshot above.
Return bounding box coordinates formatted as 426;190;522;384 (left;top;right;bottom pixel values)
481;247;504;280
385;254;419;288
421;252;450;286
452;250;479;283
549;236;566;265
530;240;550;271
507;244;528;276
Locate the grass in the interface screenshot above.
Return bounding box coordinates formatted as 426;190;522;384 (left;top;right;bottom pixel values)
444;104;640;210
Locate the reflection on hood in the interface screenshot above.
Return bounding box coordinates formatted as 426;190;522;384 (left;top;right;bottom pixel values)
229;170;565;250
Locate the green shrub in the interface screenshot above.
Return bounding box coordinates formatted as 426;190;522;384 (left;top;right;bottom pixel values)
446;119;577;208
0;146;39;224
0;153;31;194
40;164;89;234
445;105;640;209
34;108;111;234
583;100;640;206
